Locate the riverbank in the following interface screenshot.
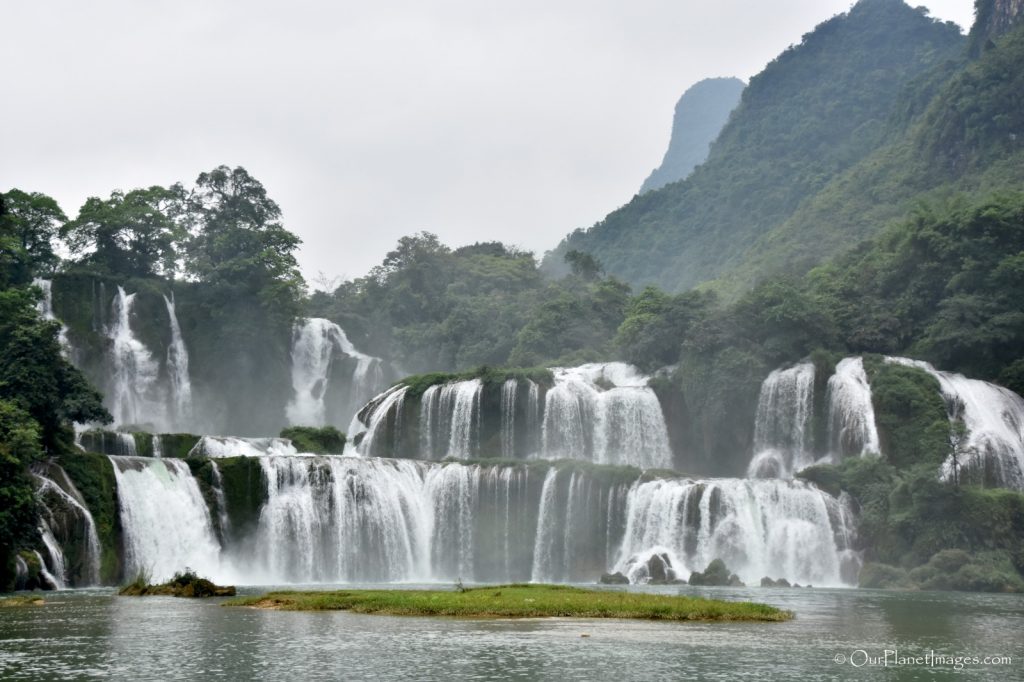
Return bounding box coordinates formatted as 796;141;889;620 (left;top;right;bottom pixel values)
224;583;792;621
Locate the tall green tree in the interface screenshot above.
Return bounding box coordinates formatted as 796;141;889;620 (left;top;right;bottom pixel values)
61;186;181;278
0;190;66;286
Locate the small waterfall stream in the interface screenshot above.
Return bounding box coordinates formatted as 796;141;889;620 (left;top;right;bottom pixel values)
748;362;816;478
163;294;193;428
826;357;880;458
108;287;162;429
287;318;386;428
888;357;1024;489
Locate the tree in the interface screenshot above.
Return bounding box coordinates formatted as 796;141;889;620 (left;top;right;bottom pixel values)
0;287;110;449
0;189;65;284
61;186;181;278
184;166;305;325
564;250;603;281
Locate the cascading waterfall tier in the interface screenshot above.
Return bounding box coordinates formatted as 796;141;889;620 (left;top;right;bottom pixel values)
109;456;223;582
189;436;299;458
349;363;673;469
614;477;859;587
887;357;1024;489
826;357;880;459
286;318;387;429
99;455;857;587
748;362;816;478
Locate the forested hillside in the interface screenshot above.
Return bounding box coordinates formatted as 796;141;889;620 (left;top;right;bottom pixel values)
545;0;970;293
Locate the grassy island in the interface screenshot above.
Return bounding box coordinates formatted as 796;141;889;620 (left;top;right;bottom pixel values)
0;596;45;607
225;584;792;621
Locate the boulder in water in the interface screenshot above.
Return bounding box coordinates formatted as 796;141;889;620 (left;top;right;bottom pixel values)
760;577;792;588
689;559;744;587
598;572;630;585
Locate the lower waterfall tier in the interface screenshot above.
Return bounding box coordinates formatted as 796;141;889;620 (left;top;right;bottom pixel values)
91;455;859;587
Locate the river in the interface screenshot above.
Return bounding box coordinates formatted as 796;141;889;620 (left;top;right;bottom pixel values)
1;584;1022;680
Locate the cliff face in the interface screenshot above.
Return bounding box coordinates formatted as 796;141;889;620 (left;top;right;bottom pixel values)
971;0;1024;53
639;77;744;194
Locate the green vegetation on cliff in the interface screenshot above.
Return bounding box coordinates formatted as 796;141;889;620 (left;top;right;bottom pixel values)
226;583;792;621
547;0;966;292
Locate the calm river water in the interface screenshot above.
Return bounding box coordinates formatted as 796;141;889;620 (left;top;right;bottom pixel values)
1;584;1022;680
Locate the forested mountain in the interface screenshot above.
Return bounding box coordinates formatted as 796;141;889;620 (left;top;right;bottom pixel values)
638;77;744;194
544;0;967;293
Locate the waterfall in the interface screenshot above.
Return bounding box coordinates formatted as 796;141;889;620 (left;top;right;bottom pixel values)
109;456;223;582
352;385;409;457
151;435;163;458
33;278;70;354
255;456;432;582
614;478;859;586
500;379;518;458
526;380;541;455
826;357;880;459
748;362;816;478
96;453;856;586
286;318;385;428
411;380;483;459
209;461;231;538
163;294;193;427
34;471;101;586
38;521;67;590
189;436;298;458
541;363;673;468
888;357;1024;490
108;286;162;429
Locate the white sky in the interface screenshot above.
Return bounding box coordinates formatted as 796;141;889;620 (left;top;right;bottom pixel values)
1;1;974;287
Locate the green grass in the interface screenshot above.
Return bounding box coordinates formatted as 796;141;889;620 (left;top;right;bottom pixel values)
224;583;792;621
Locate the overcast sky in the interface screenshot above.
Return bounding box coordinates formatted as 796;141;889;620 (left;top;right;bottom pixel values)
2;0;973;287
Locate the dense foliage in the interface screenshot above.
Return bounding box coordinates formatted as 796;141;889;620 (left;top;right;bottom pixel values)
310;234;631;373
547;0;966;293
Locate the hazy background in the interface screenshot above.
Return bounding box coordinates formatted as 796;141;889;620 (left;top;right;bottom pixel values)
1;0;973;287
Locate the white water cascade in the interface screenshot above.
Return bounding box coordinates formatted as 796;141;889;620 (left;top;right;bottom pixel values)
542;363;673;469
350;385;409;457
614;478;859;587
108;287;163;429
418;380;483;460
37;521;66;590
189;436;298;458
826;357;880;459
286;318;386;428
888;358;1024;489
34;471;102;586
32;278;71;354
99;454;859;586
163;294;193;428
109;456;223;582
500;379;518;458
748;362;816;478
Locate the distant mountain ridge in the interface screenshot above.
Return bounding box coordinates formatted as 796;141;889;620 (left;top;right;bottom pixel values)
639;77;744;194
544;0;968;294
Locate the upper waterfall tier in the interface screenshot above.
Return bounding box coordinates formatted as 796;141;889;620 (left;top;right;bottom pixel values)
286;318;390;429
347;363;673;469
748;362;817;478
887;357;1024;490
101;454;857;587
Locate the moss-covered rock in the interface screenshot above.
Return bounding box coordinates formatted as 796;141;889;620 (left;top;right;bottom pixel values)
689;558;744;587
56;453;122;584
119;570;235;598
279;426;346;454
864;359;950;469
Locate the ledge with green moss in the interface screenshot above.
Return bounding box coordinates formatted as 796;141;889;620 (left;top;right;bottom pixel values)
400;366;555;398
224;583;791;621
119;570;236;598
